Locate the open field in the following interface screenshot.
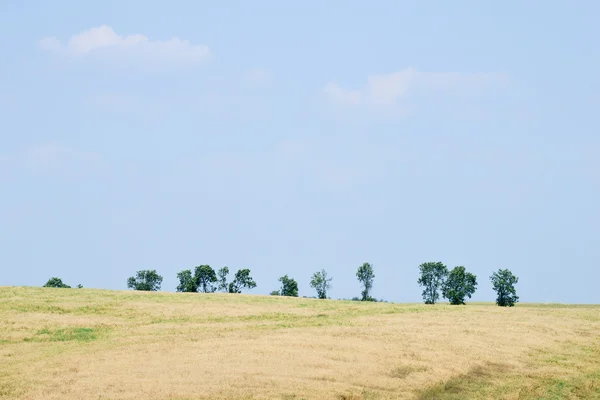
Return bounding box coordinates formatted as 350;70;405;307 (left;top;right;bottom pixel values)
1;287;599;399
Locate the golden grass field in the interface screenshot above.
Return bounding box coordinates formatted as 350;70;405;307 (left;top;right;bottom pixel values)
1;287;599;399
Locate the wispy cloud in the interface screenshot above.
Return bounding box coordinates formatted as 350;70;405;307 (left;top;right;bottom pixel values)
323;83;361;106
324;67;505;116
38;25;210;67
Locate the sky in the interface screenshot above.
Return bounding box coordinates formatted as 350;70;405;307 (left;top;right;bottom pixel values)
1;1;599;303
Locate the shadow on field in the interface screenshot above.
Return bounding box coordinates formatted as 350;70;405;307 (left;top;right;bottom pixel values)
416;362;513;400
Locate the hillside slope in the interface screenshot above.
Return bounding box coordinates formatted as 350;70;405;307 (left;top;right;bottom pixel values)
1;287;599;399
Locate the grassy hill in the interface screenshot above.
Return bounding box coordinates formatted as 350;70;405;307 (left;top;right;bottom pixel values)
1;287;599;399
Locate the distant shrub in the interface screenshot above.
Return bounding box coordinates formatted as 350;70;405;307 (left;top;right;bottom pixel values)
43;277;71;288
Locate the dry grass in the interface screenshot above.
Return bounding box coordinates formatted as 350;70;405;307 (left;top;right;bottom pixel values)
0;287;599;399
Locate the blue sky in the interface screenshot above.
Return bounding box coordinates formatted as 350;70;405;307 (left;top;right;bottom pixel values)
1;1;599;303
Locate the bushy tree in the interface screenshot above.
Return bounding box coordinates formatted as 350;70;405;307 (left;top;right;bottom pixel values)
77;284;83;289
195;265;217;293
217;266;229;292
43;277;71;288
356;262;375;301
176;269;198;292
270;290;280;296
278;275;299;297
127;270;163;291
417;262;448;304
228;269;257;293
309;269;333;299
442;266;477;305
490;269;519;307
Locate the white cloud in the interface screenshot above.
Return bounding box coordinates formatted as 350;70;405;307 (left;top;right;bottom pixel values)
38;36;61;52
323;82;360;106
324;67;503;112
38;25;210;66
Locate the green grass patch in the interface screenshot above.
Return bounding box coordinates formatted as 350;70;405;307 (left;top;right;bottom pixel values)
24;327;105;343
416;341;600;400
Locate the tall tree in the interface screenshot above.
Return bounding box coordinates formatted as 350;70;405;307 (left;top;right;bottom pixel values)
127;270;163;291
278;275;299;297
442;266;478;305
43;277;71;288
217;266;229;292
417;262;448;304
356;262;375;301
309;269;332;299
490;269;519;307
176;269;198;292
194;265;217;293
228;269;257;293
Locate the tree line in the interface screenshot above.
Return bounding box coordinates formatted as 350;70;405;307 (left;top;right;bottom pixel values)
42;262;520;307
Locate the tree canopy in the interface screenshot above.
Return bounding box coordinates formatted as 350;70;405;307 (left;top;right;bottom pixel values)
356;262;375;301
195;265;217;293
228;269;257;293
217;267;229;292
490;269;519;307
127;270;163;291
78;260;523;305
442;266;477;305
417;262;448;304
309;269;332;299
176;269;197;293
278;275;299;297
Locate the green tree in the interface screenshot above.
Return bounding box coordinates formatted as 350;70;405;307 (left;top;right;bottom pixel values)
278;275;299;297
228;269;257;293
43;277;71;288
356;262;375;301
76;284;83;289
126;270;163;291
309;269;332;299
442;266;478;305
176;269;198;292
269;290;280;296
217;266;229;292
490;269;519;307
417;262;448;304
194;265;217;293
